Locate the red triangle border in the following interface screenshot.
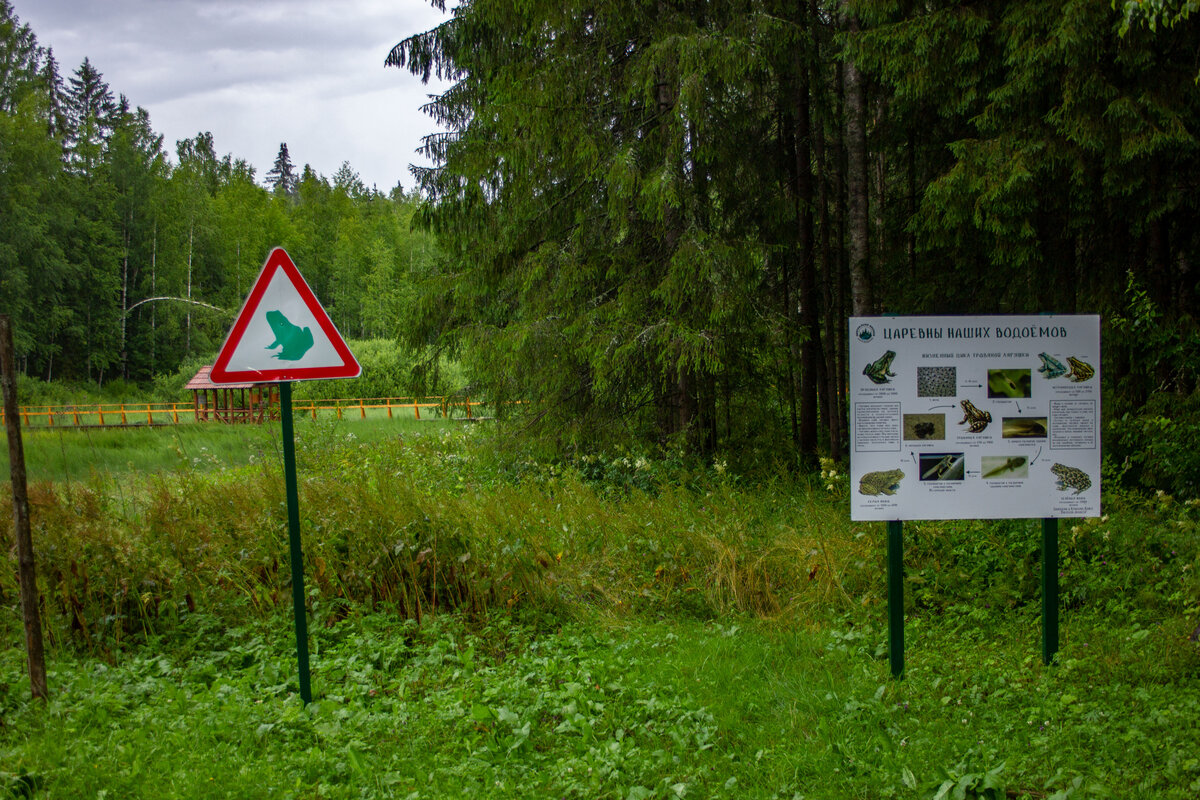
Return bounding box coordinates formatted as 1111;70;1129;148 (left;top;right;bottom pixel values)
210;247;361;383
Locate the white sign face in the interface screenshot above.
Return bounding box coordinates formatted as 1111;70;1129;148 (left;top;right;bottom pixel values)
220;268;345;373
210;247;360;384
849;315;1100;521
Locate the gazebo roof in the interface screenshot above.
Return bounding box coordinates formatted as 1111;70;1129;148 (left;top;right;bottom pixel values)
185;365;260;391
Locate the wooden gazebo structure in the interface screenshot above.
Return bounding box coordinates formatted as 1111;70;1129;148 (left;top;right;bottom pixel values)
185;365;279;423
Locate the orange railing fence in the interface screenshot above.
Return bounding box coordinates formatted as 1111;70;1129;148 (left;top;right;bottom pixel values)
0;396;486;428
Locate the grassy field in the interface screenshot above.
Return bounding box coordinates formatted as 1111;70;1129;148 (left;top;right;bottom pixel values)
1;415;450;483
2;422;1199;798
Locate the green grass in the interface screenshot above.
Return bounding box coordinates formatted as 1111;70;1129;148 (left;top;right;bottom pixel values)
2;426;1199;798
1;415;455;484
2;608;1197;799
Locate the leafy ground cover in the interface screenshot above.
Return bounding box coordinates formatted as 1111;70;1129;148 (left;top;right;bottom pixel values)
2;424;1199;798
3;608;1197;799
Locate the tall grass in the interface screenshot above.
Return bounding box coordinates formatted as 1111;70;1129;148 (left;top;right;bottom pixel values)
1;415;441;483
4;423;1197;655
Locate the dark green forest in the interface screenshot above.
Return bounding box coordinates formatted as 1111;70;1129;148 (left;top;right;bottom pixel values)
387;0;1200;490
3;1;1199;489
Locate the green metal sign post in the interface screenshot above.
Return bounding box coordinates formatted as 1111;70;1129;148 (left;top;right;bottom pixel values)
1042;517;1059;665
885;516;1062;678
887;520;904;678
280;381;312;704
207;249;362;707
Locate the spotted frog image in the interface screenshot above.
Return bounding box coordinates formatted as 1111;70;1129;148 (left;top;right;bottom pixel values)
957;399;992;433
1066;356;1094;383
265;310;314;361
859;469;904;496
1037;352;1067;379
863;350;897;385
1051;463;1091;495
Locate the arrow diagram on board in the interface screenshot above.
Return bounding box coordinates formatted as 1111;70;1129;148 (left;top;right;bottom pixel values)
1029;446;1044;465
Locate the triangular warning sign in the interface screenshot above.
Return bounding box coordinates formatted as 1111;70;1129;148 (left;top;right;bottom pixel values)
210;247;360;383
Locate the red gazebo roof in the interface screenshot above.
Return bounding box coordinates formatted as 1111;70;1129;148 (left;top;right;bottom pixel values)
185;365;260;391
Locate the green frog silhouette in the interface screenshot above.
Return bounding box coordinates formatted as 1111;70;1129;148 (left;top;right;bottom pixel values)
264;310;314;361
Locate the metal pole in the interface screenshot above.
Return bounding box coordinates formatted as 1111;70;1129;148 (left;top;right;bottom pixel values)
279;382;312;703
887;520;904;678
1;315;48;701
1042;517;1059;665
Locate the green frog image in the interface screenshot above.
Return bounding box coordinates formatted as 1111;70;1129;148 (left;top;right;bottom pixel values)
1051;463;1091;495
1037;352;1067;379
1066;356;1094;383
863;350;897;385
859;469;904;496
264;310;314;361
957;399;992;433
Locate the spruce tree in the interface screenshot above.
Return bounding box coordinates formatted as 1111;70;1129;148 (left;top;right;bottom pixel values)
64;57;117;177
265;141;297;198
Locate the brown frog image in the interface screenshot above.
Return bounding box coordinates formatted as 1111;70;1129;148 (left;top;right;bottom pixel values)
957;399;992;433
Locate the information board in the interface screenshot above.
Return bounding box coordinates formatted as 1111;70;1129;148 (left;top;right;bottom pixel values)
849;315;1100;521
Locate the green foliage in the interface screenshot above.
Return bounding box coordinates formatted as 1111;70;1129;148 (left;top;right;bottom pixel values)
922;754;1006;800
388;0;834;454
3;604;1199;797
1105;272;1200;494
3;426;1200;797
13;373;154;405
1106;392;1200;496
1116;0;1199;35
291;339;468;401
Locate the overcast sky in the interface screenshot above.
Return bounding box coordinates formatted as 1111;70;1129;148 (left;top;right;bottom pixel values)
14;0;453;193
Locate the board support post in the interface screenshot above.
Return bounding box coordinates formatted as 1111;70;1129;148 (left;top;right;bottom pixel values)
280;381;312;703
1042;517;1059;665
887;520;905;678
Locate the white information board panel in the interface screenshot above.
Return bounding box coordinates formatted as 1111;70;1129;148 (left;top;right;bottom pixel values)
849;315;1100;521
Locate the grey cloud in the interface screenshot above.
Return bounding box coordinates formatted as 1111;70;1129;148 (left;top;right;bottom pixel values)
14;0;452;189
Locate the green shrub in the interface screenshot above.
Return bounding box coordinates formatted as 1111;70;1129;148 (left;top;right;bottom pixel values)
1106;390;1200;498
291;339;469;401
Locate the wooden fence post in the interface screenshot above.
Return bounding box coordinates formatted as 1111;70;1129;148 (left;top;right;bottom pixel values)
0;315;48;701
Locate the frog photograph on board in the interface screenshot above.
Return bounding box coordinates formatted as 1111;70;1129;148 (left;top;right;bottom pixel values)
903;413;944;441
919;453;964;481
956;399;992;433
859;469;905;496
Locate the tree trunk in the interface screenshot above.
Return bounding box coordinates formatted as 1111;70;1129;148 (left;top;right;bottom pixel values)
653;13;694;449
812;9;843;458
834;55;851;451
121;225;130;379
794;46;819;460
1;315;48;702
151;220;157;371
186;219;194;353
844;12;873;316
